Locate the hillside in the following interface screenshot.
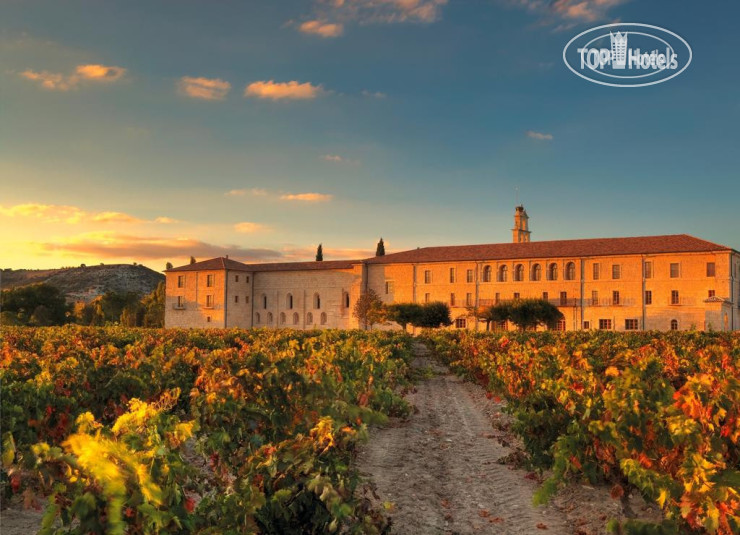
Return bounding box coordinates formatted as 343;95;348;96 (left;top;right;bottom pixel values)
0;264;165;303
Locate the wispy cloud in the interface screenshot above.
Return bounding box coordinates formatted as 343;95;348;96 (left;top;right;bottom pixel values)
279;193;334;202
507;0;629;27
225;188;269;197
178;76;231;100
322;154;345;162
234;221;269;233
19;63;126;91
361;89;387;98
526;130;553;141
154;216;179;224
279;245;373;262
299;19;344;37
0;203;175;225
244;80;326;101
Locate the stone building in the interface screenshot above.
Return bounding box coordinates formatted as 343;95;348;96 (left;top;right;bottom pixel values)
165;207;740;332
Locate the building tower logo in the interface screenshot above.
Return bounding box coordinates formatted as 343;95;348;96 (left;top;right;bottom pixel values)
610;31;628;69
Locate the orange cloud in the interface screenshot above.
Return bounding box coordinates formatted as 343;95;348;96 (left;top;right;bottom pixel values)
0;203;175;225
178;76;231;100
75;64;126;81
299;20;344;37
91;211;144;224
225;188;268;197
19;64;126;91
510;0;627;25
244;80;325;101
279;193;334;202
19;70;73;91
234;222;269;233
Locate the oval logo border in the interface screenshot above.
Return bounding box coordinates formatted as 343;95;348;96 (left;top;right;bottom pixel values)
562;23;692;88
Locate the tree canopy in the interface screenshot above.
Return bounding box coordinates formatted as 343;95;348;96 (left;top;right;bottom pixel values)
353;289;384;329
375;238;385;257
385;303;422;331
0;283;71;326
315;244;323;262
486;298;564;331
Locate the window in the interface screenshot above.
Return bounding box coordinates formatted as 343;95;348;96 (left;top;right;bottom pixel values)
556;320;566;332
424;293;430;303
671;290;680;305
514;264;524;282
306;312;313;324
591;290;599;306
542;291;549;301
255;312;261;323
583;321;591;330
599;319;612;330
612;290;620;305
645;290;652;305
670;319;678;331
207;274;215;287
343;292;350;308
455;318;467;329
612;264;621;279
287;293;293;309
670;263;680;278
466;269;474;283
235;275;239;282
592;263;600;280
513;292;520;299
280;312;286;325
450;293;456;306
565;262;576;281
177;275;185;288
560;291;568;306
234;295;239;303
495;292;500;305
245;296;249;304
314;293;321;309
498;265;508;282
176;295;185;308
267;312;273;324
466;293;473;306
449;267;456;283
293;312;299;325
320;312;327;325
708;290;715;298
548;263;558;281
205;295;214;308
385;281;394;294
531;264;542;281
707;262;716;277
206;316;211;323
424;270;432;284
644;261;653;279
625;319;639;330
246;276;250;283
482;265;492;283
262;295;267;309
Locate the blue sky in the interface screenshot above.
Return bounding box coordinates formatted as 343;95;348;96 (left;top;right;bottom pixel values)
1;0;738;270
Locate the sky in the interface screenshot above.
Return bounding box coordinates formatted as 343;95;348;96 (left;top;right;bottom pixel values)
1;0;738;271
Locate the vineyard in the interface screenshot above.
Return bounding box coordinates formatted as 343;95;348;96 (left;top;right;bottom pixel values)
423;330;740;534
1;326;415;534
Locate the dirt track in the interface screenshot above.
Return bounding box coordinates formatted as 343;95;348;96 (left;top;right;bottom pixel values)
358;344;568;535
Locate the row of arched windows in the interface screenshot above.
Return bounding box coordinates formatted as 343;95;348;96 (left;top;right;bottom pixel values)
254;311;328;326
258;292;350;311
481;262;577;282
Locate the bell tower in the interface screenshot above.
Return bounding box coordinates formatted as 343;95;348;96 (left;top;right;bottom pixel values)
512;205;531;243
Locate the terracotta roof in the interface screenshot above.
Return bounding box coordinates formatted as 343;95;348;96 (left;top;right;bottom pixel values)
166;257;254;272
365;234;731;265
167;257;359;273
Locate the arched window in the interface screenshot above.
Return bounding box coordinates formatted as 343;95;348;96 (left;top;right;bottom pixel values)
314;293;321;309
547;263;558;281
267;312;273;325
565;262;576;281
670;319;678;331
514;264;524;282
286;293;293;309
262;294;267;309
255;312;261;324
279;312;286;325
531;263;541;281
498;265;508;282
320;312;327;325
306;312;314;324
293;312;299;325
482;265;492;283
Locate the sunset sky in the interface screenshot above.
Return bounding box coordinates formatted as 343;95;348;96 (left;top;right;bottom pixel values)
2;1;739;271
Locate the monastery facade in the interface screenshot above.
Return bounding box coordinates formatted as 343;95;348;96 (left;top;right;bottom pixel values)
165;207;740;332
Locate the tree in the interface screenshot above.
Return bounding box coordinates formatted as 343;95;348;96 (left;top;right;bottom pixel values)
165;262;173;270
190;256;196;265
0;283;71;326
486;298;563;331
375;238;385;257
353;289;385;330
412;302;452;329
315;244;323;262
386;303;422;331
141;282;165;327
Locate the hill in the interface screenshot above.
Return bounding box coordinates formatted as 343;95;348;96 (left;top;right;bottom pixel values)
0;264;165;303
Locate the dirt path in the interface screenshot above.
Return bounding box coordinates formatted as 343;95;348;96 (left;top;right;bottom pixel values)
358;343;568;535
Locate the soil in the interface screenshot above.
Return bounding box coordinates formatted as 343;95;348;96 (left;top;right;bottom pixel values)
356;343;662;535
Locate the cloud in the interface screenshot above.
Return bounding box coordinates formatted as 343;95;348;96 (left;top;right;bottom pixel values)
508;0;628;26
225;188;269;197
279;193;334;202
154;217;179;224
299;19;344;37
526;130;553;140
234;222;269;233
322;154;345;162
361;89;387;98
244;80;325;101
307;0;447;27
279;245;373;262
75;64;126;82
0;203;176;225
35;232;285;262
178;76;231;100
19;63;126;91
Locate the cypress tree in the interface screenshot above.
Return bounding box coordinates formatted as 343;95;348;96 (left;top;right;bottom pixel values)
376;237;386;256
315;244;323;262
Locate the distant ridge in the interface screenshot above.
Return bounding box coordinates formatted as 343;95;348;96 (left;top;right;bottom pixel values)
0;264;164;303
